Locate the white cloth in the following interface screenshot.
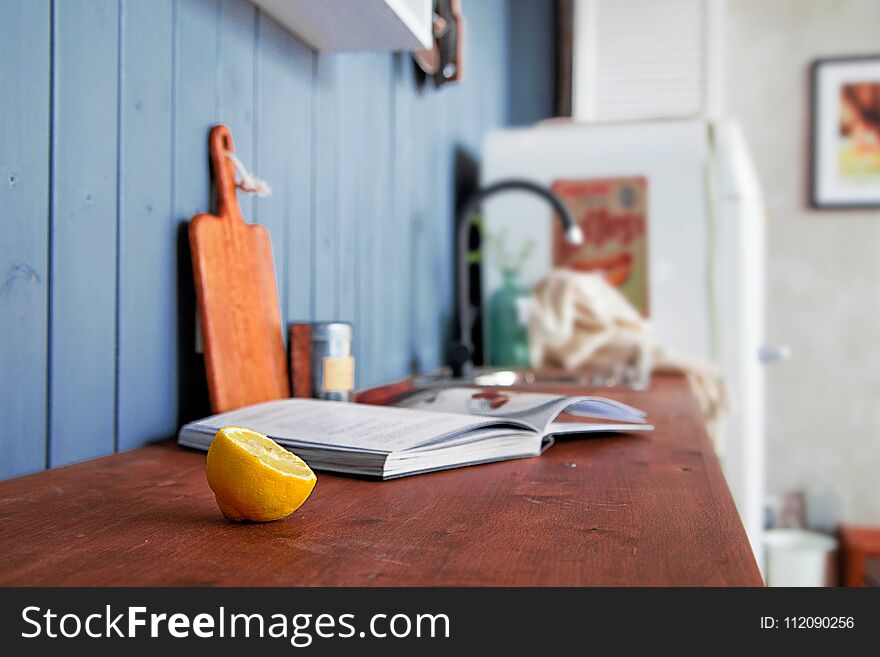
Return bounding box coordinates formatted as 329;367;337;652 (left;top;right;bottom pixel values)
528;269;650;374
528;269;727;440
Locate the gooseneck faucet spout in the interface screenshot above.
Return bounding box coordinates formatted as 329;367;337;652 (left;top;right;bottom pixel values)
448;179;583;378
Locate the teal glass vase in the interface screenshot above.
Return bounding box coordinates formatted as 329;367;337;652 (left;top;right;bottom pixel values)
488;269;531;368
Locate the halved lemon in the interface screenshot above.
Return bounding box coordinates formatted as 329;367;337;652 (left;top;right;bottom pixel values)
206;426;317;522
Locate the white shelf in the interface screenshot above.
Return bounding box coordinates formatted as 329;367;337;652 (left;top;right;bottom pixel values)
252;0;433;52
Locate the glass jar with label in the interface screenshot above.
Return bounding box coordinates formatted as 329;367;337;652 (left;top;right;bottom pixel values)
310;322;354;401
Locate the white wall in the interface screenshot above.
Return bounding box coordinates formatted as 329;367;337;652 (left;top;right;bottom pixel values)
726;0;880;523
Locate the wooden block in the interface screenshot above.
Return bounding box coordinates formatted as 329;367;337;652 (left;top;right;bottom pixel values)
289;322;313;398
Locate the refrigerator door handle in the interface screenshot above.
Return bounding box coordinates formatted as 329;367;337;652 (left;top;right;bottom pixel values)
759;343;791;364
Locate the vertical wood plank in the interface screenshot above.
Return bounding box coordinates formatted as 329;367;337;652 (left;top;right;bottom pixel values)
0;0;51;477
312;54;339;321
174;0;219;425
335;54;359;348
355;54;371;387
490;0;511;129
427;79;453;372
218;0;256;223
410;60;433;374
357;53;393;387
466;0;508;145
49;0;119;466
355;54;373;386
507;0;555;125
283;30;315;324
116;0;175;452
254;10;292;323
174;0;218;220
390;54;417;380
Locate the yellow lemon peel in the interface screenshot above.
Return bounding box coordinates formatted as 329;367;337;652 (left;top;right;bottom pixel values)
206;426;316;522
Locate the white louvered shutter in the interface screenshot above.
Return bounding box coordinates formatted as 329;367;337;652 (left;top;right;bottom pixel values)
573;0;723;121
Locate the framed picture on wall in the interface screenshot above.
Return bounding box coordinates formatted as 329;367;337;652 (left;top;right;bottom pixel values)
811;55;880;208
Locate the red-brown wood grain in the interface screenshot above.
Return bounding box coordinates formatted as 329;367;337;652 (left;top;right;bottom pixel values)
839;525;880;586
288;322;313;398
189;125;289;413
0;374;762;586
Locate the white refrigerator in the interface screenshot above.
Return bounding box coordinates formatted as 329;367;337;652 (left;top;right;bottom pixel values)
481;119;767;563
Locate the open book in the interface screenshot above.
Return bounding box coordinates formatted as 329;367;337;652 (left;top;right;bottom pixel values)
178;387;652;479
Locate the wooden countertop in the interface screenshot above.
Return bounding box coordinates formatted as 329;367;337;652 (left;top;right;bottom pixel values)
0;373;762;586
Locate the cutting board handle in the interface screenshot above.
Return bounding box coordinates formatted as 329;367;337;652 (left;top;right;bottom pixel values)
209;124;242;221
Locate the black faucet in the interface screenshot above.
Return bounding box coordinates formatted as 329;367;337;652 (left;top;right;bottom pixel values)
447;179;584;378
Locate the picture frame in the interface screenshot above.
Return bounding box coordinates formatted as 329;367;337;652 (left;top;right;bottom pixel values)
810;55;880;209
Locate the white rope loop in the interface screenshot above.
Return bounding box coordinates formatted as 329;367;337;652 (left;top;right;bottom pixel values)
224;150;272;197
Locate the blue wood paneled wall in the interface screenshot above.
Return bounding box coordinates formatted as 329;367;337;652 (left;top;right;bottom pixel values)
0;0;550;479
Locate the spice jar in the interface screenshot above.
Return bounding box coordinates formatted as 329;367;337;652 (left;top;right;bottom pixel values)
310;322;354;401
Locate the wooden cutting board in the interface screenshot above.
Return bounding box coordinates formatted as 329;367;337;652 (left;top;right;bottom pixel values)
189;125;289;413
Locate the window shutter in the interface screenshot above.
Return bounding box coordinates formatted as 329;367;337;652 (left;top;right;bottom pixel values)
573;0;723;121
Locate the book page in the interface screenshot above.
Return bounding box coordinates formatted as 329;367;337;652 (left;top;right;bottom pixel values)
395;387;647;435
396;387;564;423
546;421;654;435
184;398;518;454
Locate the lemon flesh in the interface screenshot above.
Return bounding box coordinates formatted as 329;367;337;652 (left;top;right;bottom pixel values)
206;426;317;522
